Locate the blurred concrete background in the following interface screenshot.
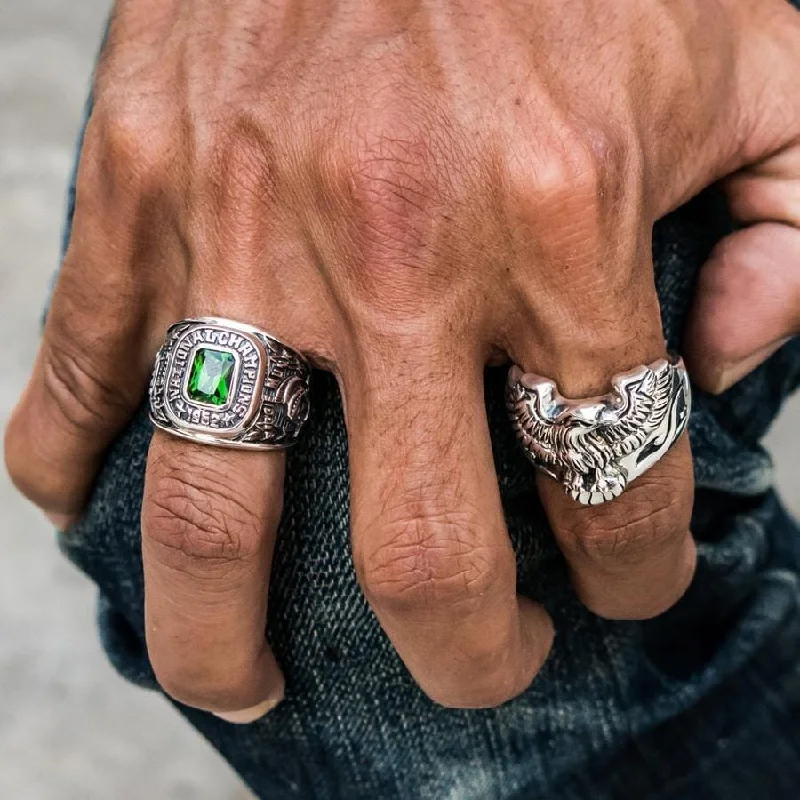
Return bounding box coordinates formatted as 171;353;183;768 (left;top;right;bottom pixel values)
0;1;252;798
0;1;798;798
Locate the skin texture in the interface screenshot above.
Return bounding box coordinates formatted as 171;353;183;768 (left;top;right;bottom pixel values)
5;0;800;719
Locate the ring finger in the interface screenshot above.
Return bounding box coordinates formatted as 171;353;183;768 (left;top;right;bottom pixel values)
507;230;696;621
142;430;286;721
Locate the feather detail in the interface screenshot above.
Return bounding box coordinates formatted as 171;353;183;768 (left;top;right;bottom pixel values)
507;362;679;495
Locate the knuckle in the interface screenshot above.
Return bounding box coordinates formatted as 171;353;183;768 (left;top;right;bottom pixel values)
534;131;602;203
519;123;634;208
567;477;690;566
41;337;132;434
350;131;435;220
88;97;175;188
355;508;500;615
201;113;280;205
330;104;450;270
143;453;265;573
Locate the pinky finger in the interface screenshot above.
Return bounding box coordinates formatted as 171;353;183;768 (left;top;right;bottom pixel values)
4;258;151;526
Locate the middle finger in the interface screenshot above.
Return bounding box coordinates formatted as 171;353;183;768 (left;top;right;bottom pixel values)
344;339;554;709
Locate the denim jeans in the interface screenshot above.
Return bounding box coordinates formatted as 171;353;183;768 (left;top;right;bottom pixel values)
56;22;800;799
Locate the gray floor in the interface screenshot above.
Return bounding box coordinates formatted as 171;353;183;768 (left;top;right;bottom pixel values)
1;2;798;798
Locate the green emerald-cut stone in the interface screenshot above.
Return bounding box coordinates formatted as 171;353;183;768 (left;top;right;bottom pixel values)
187;348;236;406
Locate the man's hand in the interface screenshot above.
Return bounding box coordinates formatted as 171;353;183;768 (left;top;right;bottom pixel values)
5;0;800;718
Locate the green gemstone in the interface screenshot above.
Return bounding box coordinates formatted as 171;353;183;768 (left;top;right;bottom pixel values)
187;349;236;406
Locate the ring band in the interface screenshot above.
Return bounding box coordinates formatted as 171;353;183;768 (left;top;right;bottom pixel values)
149;317;311;450
506;355;691;506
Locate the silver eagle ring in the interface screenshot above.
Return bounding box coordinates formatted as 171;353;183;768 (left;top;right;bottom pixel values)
149;317;311;450
506;355;691;506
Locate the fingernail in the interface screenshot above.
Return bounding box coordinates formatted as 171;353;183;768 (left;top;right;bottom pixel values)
213;692;284;724
45;511;79;530
710;338;791;394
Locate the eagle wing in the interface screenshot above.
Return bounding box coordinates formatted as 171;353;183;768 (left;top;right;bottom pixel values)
506;380;572;473
590;364;675;459
508;363;675;479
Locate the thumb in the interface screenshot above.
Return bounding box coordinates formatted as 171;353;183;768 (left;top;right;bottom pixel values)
657;1;800;217
685;147;800;393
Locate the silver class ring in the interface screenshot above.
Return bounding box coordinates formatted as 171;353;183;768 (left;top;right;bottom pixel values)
149;317;311;450
506;355;691;506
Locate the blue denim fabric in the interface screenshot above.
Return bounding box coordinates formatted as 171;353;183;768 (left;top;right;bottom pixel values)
56;23;800;799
